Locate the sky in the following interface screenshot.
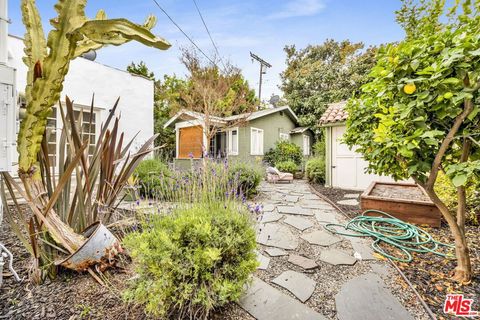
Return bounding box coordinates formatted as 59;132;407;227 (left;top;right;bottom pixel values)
7;0;406;103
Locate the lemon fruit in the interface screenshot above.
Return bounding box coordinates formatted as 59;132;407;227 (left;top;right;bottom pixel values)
403;83;416;95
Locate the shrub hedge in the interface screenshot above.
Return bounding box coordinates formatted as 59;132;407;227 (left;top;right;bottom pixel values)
133;158;170;197
123;201;258;318
305;157;325;184
275;160;297;174
263;140;303;166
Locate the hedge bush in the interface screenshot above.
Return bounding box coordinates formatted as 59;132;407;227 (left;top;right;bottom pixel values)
228;162;263;197
123;201;258;319
275;160;297;174
263;140;303;166
133;158;171;197
305;157;325;184
434;171;479;225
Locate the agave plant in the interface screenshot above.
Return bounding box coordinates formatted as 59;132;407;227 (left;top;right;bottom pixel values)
0;0;170;281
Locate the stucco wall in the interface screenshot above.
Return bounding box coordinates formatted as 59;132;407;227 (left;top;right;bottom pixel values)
7;35;154;169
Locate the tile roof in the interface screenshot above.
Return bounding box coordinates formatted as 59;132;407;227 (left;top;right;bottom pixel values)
319;101;348;125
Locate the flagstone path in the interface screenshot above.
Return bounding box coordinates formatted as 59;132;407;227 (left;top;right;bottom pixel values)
239;180;422;320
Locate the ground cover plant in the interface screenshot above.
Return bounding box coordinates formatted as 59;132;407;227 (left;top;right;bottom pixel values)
275;160;298;174
344;0;480;282
123;201;258;319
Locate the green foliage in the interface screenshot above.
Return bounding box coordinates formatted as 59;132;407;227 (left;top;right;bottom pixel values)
435;172;479;225
343;0;480;186
312;139;326;157
133;159;170;197
275;161;298;174
305;157;325;184
264;140;303;166
228;162;263;197
127;61;155;80
280;40;377;128
123;201;258;319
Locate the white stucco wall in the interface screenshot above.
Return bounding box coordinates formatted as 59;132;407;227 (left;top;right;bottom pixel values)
7;35;154;167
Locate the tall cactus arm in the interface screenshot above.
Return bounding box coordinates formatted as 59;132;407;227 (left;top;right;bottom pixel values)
72;16;171;58
20;0;47;103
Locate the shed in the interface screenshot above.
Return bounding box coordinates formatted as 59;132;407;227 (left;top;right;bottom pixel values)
319;101;395;190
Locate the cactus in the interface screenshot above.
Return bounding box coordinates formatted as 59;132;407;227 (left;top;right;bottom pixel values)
13;0;170;263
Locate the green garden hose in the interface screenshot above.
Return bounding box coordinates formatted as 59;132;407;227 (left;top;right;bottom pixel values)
324;210;455;262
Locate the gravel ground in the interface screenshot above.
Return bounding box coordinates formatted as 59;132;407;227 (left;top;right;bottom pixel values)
311;182;480;319
252;187;430;320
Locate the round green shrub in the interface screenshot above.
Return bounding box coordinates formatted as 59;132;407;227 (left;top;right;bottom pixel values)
263;140;303;166
305;157;325;184
275;160;297;174
228;162;263;197
133;158;170;197
123;201;258;318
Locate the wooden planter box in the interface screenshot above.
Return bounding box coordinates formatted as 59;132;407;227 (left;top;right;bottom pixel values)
360;182;441;227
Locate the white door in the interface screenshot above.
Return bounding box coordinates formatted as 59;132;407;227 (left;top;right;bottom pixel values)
331;126;392;190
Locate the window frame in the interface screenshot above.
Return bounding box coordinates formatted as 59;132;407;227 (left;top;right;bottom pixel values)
279;132;290;141
227;127;239;156
303;134;311;156
250;127;264;156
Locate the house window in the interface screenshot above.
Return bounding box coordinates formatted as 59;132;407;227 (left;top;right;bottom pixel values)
228;128;239;156
250;127;264;155
279;132;290;140
303;135;311;156
46;106;98;167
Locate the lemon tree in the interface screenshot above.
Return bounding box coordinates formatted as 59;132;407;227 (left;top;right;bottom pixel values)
344;0;480;283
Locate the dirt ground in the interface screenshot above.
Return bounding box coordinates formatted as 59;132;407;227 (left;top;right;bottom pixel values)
311;183;480;319
0;208;248;320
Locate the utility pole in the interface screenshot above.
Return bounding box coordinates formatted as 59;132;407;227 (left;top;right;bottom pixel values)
250;52;271;103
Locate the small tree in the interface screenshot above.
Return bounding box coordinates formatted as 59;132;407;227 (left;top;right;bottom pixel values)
344;0;480;282
180;48;258;153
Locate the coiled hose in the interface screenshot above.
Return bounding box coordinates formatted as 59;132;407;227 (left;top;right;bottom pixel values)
324;210;455;262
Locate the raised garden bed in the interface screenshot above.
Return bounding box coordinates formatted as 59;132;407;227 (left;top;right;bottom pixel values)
361;182;441;227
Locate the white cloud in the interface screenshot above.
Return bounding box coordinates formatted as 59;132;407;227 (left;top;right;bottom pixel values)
268;0;325;19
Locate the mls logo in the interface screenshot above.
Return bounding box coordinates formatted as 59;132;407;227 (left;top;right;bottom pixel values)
443;294;479;317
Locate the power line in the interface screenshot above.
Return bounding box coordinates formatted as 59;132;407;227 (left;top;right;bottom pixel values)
151;0;216;65
191;0;226;70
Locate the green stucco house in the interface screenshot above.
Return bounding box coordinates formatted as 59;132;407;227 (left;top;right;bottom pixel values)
164;106;314;168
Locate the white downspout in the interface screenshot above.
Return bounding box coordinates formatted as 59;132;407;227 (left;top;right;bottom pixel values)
0;0;8;65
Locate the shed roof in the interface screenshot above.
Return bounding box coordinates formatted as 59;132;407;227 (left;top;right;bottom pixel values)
319;101;348;125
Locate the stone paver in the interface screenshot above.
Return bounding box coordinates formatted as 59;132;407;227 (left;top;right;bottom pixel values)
301;203;333;210
262;204;276;212
260;212;283;223
344;193;360;199
335;273;414;320
319;249;357;266
277;206;313;216
284;195;299;203
265;248;288;257
256;252;271;270
350;239;375;261
239;277;326;320
301;230;342;246
336;199;359;206
302;194;320;200
288;254;317;270
284;216;314;231
257;223;299;250
314;211;338;224
272;271;317;303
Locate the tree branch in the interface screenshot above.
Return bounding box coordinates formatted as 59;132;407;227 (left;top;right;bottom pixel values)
426;99;474;190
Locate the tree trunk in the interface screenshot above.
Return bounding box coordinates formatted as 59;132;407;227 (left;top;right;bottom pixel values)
424;187;472;283
20;174;85;253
